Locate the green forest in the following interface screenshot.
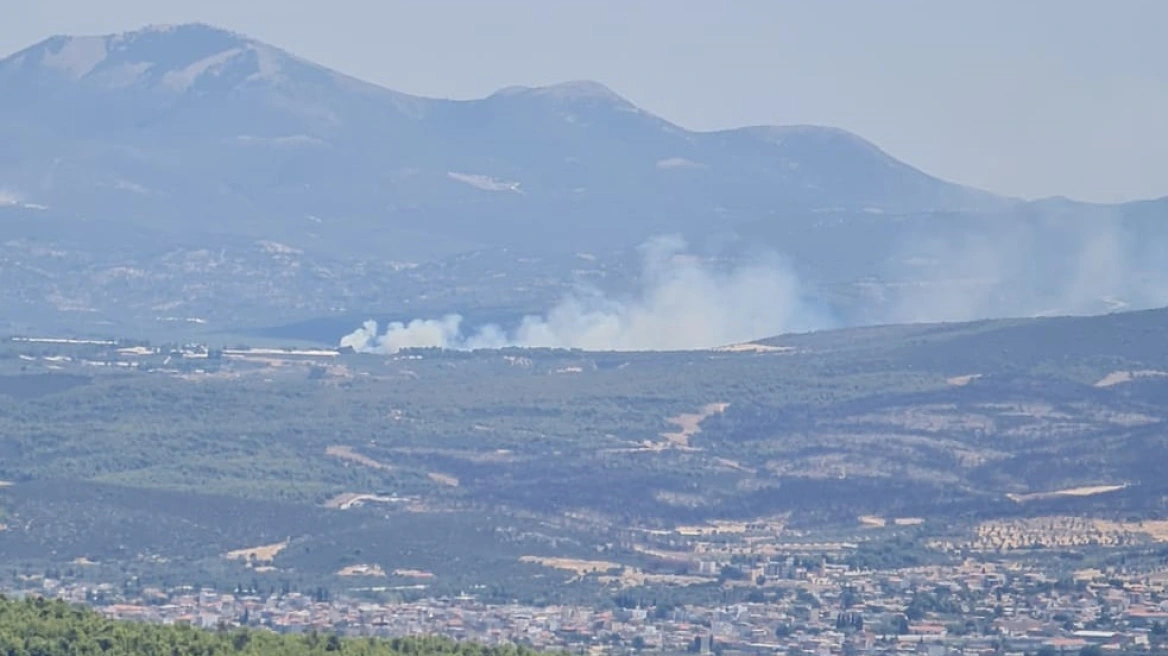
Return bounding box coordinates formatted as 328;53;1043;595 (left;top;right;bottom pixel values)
0;596;546;656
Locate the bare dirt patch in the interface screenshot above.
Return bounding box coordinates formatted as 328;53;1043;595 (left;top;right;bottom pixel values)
1139;520;1168;542
520;556;621;576
1094;370;1168;388
601;403;730;455
225;540;289;564
711;343;794;354
326;445;392;471
1007;484;1128;503
323;493;402;510
674;520;754;536
393;569;435;579
337;564;386;577
654;491;712;508
519;556;701;588
713;457;755;473
427;472;460;487
662;403;729;448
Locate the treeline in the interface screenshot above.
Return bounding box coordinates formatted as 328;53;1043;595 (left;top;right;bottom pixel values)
0;596;548;656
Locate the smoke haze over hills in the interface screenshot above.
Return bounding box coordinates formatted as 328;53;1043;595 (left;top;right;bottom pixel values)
341;212;1168;354
340;236;832;353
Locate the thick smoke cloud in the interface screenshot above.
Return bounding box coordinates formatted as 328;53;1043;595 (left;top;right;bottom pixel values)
340;236;831;354
341;206;1168;354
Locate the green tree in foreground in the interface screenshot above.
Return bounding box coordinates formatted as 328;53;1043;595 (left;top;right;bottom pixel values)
0;596;552;656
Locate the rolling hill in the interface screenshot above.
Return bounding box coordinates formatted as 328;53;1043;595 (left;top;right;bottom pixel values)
1;307;1166;599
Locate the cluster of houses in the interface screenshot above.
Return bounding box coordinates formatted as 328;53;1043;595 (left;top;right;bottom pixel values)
10;558;1168;655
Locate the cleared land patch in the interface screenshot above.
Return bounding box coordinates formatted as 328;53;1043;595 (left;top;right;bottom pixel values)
859;516;923;528
1094;370;1168;387
711;343;794;354
323;493;402;510
426;472;460;487
1007;484;1128;503
602;402;730;454
933;516;1168;552
326;445;392;471
661;402;729;448
337;564;386;577
519;556;621;576
393;569;435;579
224;539;289;564
518;556;703;588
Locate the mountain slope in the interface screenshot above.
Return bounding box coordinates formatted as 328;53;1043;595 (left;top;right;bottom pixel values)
0;24;1005;256
1;24;1165;335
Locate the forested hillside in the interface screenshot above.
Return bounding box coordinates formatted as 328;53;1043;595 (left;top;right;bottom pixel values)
2;308;1168;601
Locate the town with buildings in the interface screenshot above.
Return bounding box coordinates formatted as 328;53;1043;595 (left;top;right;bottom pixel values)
7;557;1168;655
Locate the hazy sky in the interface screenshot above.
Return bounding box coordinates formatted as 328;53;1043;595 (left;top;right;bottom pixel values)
5;0;1166;203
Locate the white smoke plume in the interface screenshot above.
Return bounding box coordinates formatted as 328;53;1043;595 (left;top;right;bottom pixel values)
878;206;1168;323
340;235;831;354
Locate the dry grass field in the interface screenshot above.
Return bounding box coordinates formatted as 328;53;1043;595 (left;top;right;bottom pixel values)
519;556;622;578
326;445;393;471
1094;370;1168;387
426;472;460;487
934;516;1168;552
1007;484;1128;503
224;539;289;564
322;492;401;510
337;564;386;577
519;555;708;588
661;403;729;448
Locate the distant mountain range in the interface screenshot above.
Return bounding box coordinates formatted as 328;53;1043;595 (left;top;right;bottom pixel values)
1;24;1165;336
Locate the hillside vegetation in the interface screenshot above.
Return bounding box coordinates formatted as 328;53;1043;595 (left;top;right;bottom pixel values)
0;596;540;656
1;308;1167;599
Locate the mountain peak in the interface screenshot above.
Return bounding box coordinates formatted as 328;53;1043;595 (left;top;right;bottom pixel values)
491;80;634;107
1;22;293;92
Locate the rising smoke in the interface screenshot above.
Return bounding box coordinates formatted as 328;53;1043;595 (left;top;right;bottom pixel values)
340;235;832;354
341;209;1168;354
877;206;1168;323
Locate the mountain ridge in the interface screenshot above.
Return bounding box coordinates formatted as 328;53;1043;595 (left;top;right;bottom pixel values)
1;23;1165;335
0;23;998;212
